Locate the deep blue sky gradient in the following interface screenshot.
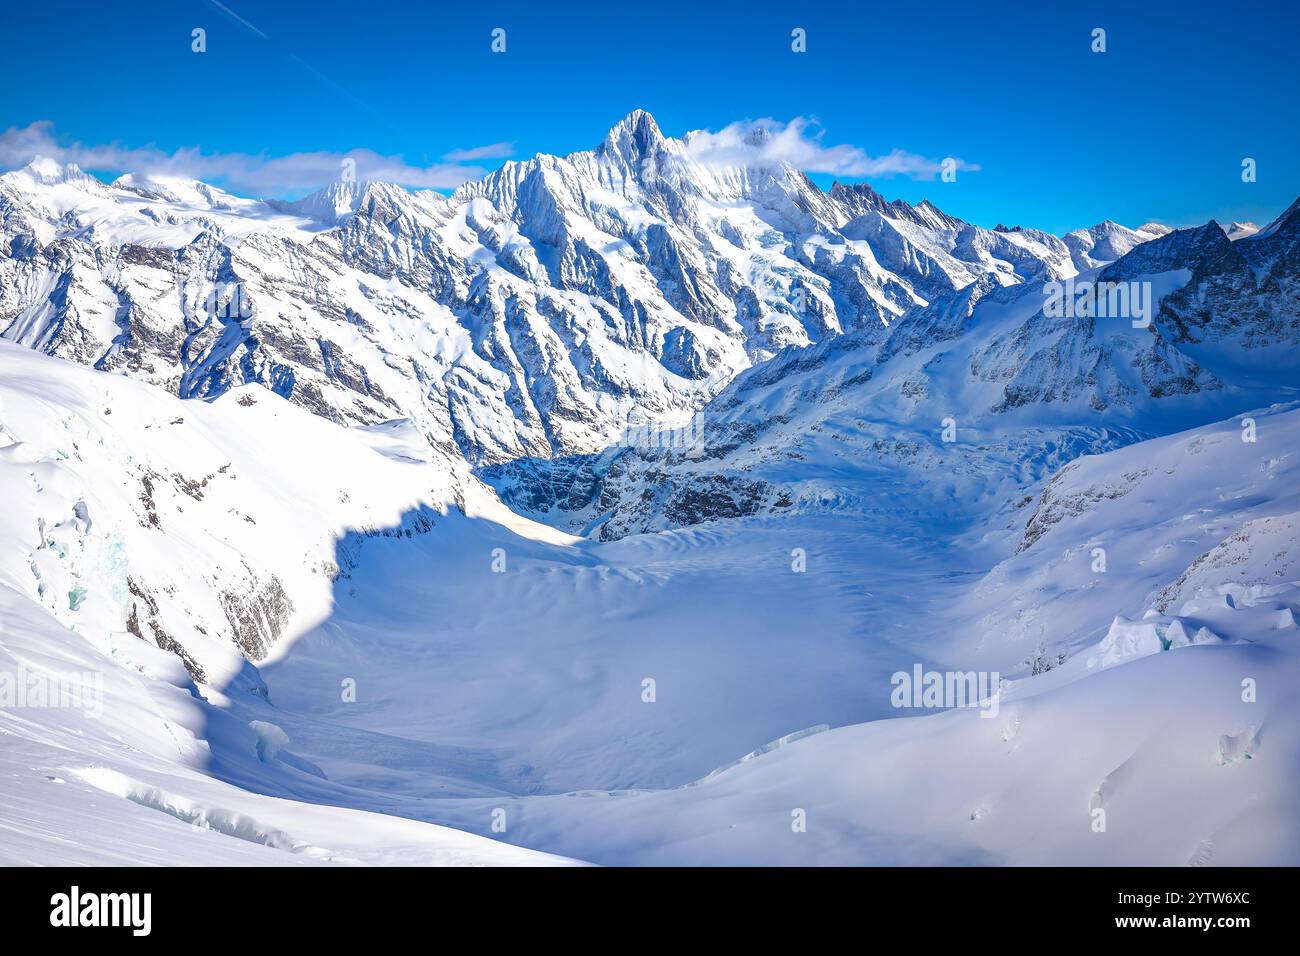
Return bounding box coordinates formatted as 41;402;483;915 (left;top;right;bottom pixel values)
2;0;1296;233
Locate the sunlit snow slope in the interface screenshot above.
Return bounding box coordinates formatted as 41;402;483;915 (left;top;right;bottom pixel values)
2;338;1297;865
0;341;576;864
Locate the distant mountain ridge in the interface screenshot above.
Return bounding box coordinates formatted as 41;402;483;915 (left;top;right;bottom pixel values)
485;198;1300;538
1;110;1204;478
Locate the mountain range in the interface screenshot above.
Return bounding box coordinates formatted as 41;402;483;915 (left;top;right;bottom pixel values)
9;110;1271;479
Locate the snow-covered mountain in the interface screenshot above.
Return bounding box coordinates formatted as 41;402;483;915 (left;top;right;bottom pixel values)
2;110;1163;477
1063;219;1165;270
3;112;1298;867
1222;220;1261;240
488;197;1300;539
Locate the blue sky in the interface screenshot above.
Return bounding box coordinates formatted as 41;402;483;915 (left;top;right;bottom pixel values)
2;0;1296;233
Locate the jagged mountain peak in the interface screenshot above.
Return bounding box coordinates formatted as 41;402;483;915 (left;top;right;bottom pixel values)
1272;196;1300;225
598;108;668;164
1066;218;1121;237
740;123;774;148
1099;218;1231;281
272;178;373;225
110;172;244;210
2;155;104;192
1251;197;1300;241
1063;217;1164;269
606;107;664;139
909;198;965;231
24;155;76;181
1135;221;1174;239
829;182;965;233
1222;220;1261;240
270;178;436;227
829;180;889;214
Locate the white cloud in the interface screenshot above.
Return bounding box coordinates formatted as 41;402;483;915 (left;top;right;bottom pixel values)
442;142;515;162
0;116;973;197
684;116;979;180
0;121;495;194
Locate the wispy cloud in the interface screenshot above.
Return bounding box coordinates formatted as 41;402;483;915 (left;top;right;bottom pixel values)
684;117;979;180
0;115;967;197
442;142;515;162
0;121;497;195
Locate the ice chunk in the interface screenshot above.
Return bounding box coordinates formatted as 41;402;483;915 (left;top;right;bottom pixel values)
1164;619;1225;649
249;720;289;763
1095;616;1165;667
1217;726;1258;765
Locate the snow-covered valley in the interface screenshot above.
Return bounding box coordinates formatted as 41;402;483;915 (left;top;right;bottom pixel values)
3;336;1298;865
